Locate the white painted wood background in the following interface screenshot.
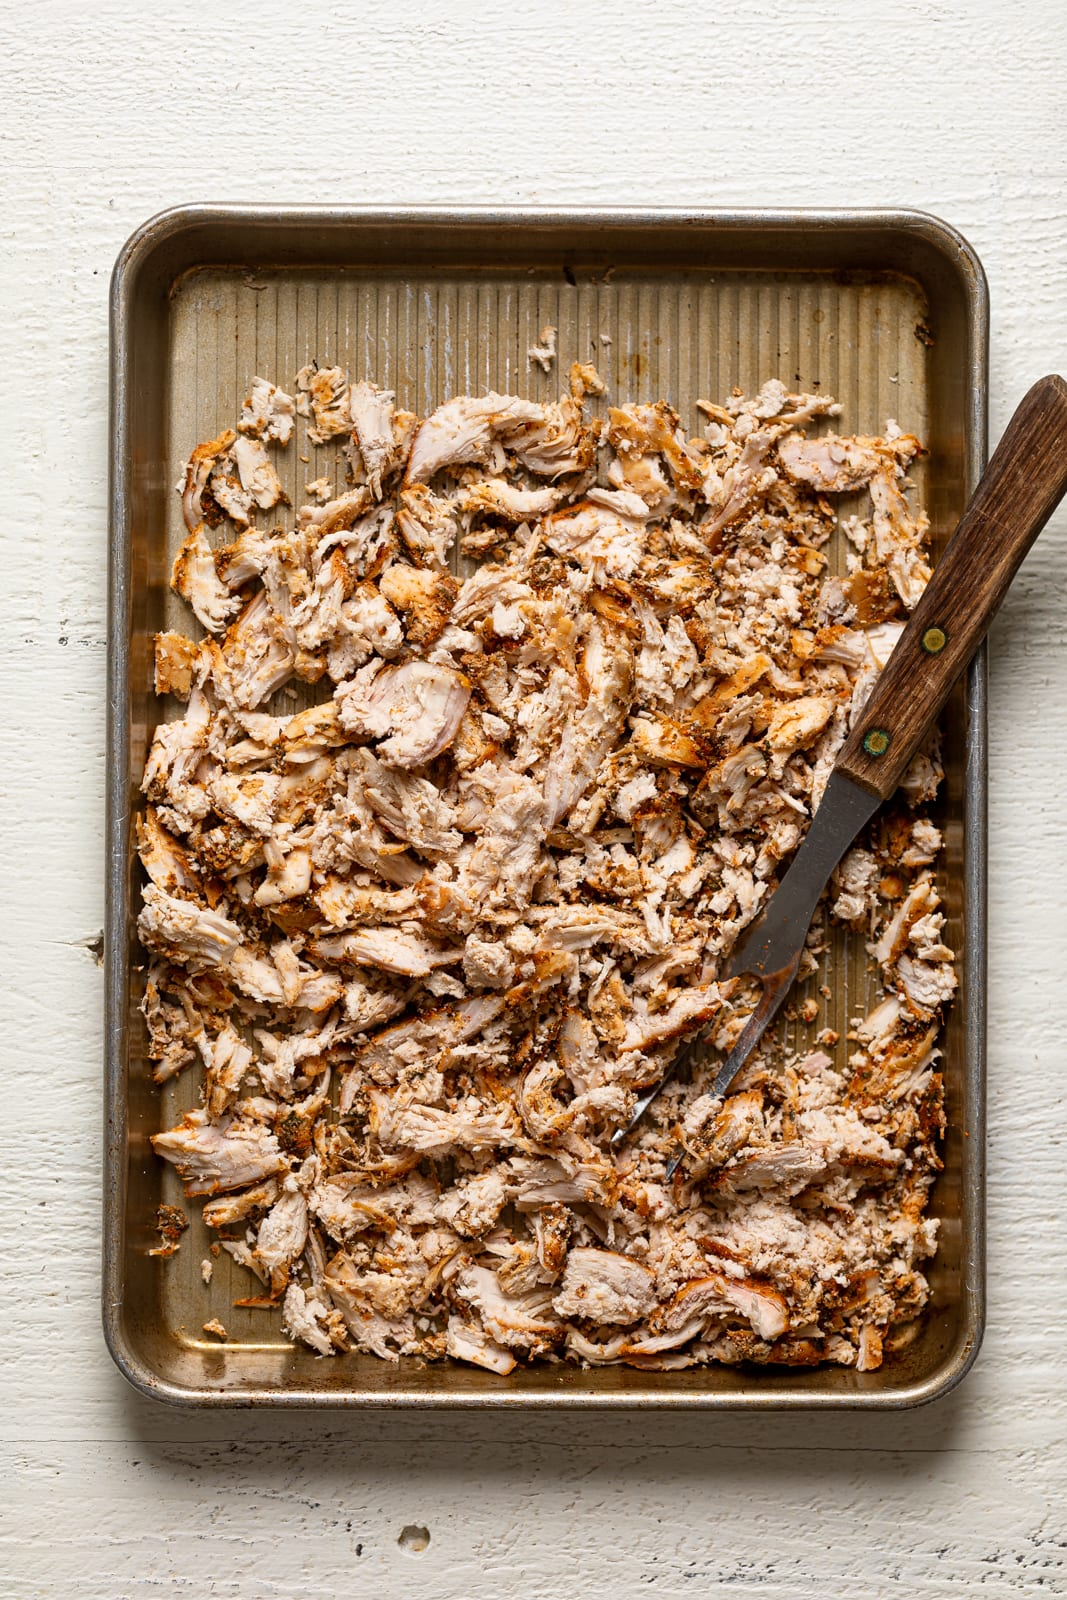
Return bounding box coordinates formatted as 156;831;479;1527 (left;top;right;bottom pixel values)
3;0;1066;1593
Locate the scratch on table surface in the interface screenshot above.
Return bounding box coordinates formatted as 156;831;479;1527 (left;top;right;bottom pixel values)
62;932;105;966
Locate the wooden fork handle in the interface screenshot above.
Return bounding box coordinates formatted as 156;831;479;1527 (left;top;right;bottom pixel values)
836;374;1067;800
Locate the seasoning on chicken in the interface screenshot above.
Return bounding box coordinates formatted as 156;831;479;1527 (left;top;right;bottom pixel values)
297;363;352;444
179;428;236;532
239;376;296;445
231;435;287;512
405;393;544;484
171;526;240;634
348;380;405;499
144;365;952;1378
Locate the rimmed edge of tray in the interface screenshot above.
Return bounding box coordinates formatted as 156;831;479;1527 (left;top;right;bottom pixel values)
105;205;988;1408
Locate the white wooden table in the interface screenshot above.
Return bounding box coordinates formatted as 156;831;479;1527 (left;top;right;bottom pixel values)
4;1;1066;1592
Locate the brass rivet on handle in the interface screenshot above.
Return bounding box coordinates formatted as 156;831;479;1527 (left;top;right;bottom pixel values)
863;728;891;757
921;625;948;654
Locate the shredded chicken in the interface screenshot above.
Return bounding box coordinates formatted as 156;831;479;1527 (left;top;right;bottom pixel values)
144;367;951;1377
239;376;295;445
527;324;558;374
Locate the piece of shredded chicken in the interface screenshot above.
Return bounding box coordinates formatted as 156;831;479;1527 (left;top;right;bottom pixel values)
142;366;951;1377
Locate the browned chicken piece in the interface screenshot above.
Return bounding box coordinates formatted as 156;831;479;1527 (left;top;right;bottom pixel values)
179;428;236;532
297;364;352;444
608;401;705;493
709;1142;829;1198
458;771;548;912
867;448;931;609
378;562;457;648
297;485;374;538
552;1248;657;1324
830;847;880;925
152;1109;288;1196
201;1178;281;1228
507;371;601;478
873;874;940;966
405;393;544;484
203;1022;254;1118
154;632;200;699
138;886;242;970
702;429;778;540
452;564;536;626
652;1272;789;1343
254;840;313;908
136;806;199;895
208;453;254;527
239;376;296;445
141;972;204;1084
171;525;241;634
254;1183;309;1296
231;434;286;511
451;1264;562;1353
507;1156;617;1210
620;983;722;1054
323;1251;416;1360
445;1317;517;1374
335;659;470;767
679;1089;765;1175
896;954;957;1015
354;753;462;855
367;1091;520;1155
766;695;835;756
543;500;648;579
148;1203;189;1259
337;995;505;1112
855;1323;884;1372
778;432;889;492
542;619;634;825
395;484;459;569
207;591;295;711
282;1283;343;1356
311;928;463;978
458;478;562;522
348;380;405;498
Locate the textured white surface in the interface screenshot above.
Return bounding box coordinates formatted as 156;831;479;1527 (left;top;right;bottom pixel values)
3;0;1067;1593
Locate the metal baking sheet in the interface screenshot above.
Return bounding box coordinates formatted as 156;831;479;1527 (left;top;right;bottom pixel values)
106;206;988;1407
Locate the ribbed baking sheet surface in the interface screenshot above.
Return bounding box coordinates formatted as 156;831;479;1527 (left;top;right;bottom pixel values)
159;264;934;1353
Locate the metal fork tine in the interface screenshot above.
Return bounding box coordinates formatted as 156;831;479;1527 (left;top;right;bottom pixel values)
608;778;880;1161
609;1083;665;1151
609;972;756;1154
615;950;802;1172
661;960;801;1177
609;974;759;1154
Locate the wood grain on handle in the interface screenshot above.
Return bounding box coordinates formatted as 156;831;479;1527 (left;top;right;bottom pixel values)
836;374;1067;800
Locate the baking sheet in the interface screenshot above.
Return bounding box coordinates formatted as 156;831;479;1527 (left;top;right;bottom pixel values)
107;207;987;1406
